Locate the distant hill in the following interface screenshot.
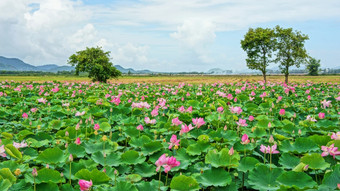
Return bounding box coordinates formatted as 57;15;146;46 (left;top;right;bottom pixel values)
207;68;232;75
0;56;74;72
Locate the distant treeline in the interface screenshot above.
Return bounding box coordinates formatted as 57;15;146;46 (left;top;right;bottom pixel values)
0;70;75;76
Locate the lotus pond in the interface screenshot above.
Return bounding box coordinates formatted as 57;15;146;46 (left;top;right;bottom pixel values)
0;80;339;191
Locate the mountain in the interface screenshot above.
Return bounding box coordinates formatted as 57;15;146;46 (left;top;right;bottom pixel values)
114;65;154;74
0;56;74;72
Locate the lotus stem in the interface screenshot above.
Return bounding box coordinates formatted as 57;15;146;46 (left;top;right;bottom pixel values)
158;170;162;190
69;162;72;185
165;172;169;186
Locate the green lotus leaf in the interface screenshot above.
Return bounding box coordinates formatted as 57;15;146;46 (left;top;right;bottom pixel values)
60;184;74;191
187;100;200;108
126;174;142;183
205;148;240;168
84;142;117;154
0;161;28;173
26;138;49;148
129;135;151;148
1;132;13;139
99;122;111;132
17;130;34;141
4;144;22;160
75;168;111;185
186;141;210;156
91;151;121;167
280;137;319;154
196;168;231;187
137;180;166;191
175;148;199;163
322;164;340;189
252;127;266;138
279;153;300;169
0;168;16;183
36;182;59;191
277;171;316;189
237;157;260;172
68;143;86;158
36;168;64;183
170;175;200;191
112;181;138;191
301;153;330;170
121;150;145;165
48;120;62;130
36;147;65;164
141;141;163;155
308;134;331;147
0;179;12;191
248;164;283;191
134;163;156;178
63;162;86;180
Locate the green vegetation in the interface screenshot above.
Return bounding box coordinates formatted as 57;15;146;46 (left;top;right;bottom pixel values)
307;57;321;76
68;47;121;83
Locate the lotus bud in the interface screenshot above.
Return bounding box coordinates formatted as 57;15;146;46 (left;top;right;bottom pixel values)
56;140;61;145
292;130;295;134
46;164;49;169
14;169;21;176
224;125;227;131
69;154;73;162
269;135;274;144
228;147;234;156
268;122;272;128
103;152;107;158
37;125;41;130
102;135;108;142
103;168;106;173
114;169;118;175
154;135;158;140
303;165;309;171
65;131;69;137
298;129;302;136
94;130;98;135
65;143;68;148
60;172;64;177
32;168;38;177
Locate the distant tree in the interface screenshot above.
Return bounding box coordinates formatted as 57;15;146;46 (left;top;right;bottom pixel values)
68;47;121;83
275;26;309;83
241;27;276;82
306;57;321;76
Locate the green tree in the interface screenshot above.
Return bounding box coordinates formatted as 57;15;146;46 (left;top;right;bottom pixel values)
306;57;321;76
275;26;309;83
68;47;121;83
241;27;276;82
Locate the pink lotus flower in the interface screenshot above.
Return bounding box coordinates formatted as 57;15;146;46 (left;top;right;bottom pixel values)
260;144;280;154
22;113;28;119
171;117;182;126
318;112;325;119
168;135;180;149
0;145;7;158
336;96;340;101
331;132;340;140
37;97;47;104
178;106;186;113
241;134;250;144
230;106;242;115
217;107;224;113
248;115;254;121
110;97;121;106
75;111;85;116
151;108;159;117
279;109;285;116
236;119;248;127
75;137;81;145
163;156;180;173
93;124;100;131
78;179;93;191
144;117;156;124
277;96;282;102
306;115;317;122
180;124;194;135
321;144;340;159
321;100;331;108
192;117;205;128
30;108;38;113
186;106;193;113
136;124;144;131
155;154;168;172
32;168;38;177
13;141;27;149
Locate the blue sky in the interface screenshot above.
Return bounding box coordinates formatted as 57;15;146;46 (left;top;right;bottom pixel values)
0;0;339;72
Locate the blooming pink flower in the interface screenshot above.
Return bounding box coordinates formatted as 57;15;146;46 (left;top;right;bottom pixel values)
306;115;317;122
171;117;182;126
192;117;205;128
241;134;250;144
321;144;340;159
279;109;285;116
37;97;47;104
217;107;224;113
155;154;168;172
318;112;325;119
168;135;180;149
331;132;340;140
277;96;282;102
236;119;248;127
151;108;159;117
13;141;27;149
336;96;340;101
163;156;180;173
75;137;81;145
178;106;186;113
30;108;38;113
22;113;28;119
248;115;254;121
93;124;100;131
230;106;242;115
186;106;193;113
75;111;85;116
260;144;280;154
321;100;332;108
180;124;194;135
144;117;156;124
78;179;93;191
136;124;144;131
0;145;7;158
110;97;121;106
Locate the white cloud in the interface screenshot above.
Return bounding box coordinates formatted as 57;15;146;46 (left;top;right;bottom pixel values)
171;20;216;63
110;43;150;68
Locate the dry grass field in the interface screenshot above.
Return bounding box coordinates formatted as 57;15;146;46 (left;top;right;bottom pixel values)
0;75;339;84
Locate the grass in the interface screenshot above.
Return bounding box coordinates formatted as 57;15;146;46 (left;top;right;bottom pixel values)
0;75;339;84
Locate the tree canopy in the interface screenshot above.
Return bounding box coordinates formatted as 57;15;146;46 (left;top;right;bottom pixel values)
68;47;121;83
241;27;276;82
306;57;321;76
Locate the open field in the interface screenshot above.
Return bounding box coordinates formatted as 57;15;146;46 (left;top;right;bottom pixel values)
0;75;339;84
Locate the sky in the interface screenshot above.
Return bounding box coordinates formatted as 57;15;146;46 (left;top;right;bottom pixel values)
0;0;340;72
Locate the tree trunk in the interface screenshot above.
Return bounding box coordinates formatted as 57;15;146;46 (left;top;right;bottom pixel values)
285;74;288;84
263;72;267;82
